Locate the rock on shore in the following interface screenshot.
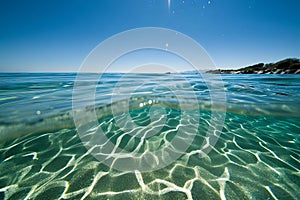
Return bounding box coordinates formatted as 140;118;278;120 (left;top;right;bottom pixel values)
206;58;300;74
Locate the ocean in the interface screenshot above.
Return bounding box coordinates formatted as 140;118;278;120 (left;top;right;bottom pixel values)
0;73;299;199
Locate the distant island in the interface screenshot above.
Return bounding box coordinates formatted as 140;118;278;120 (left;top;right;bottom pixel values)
206;58;300;74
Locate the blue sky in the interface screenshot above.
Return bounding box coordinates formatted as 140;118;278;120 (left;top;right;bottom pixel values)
0;0;299;72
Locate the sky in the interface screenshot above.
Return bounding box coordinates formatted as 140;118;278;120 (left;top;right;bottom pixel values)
0;0;299;72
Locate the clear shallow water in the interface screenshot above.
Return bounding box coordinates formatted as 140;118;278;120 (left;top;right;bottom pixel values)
0;73;299;199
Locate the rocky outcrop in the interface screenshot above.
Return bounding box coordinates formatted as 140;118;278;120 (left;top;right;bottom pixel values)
206;58;300;74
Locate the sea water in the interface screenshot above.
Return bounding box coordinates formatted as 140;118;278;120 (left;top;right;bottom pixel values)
0;73;299;199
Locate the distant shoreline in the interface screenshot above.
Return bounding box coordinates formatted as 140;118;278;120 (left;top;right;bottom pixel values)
206;58;300;74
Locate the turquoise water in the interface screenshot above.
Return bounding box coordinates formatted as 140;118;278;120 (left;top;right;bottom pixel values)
0;73;299;199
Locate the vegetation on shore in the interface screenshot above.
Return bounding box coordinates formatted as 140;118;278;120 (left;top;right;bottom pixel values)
206;58;300;74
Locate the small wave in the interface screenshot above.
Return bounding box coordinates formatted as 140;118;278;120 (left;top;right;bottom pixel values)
0;95;299;143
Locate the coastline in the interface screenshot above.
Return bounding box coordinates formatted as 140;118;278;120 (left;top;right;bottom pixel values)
206;58;300;74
